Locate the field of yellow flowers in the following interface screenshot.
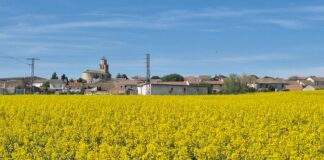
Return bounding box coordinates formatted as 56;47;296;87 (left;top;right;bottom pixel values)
0;91;323;159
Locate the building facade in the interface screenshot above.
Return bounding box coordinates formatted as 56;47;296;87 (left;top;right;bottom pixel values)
138;81;208;95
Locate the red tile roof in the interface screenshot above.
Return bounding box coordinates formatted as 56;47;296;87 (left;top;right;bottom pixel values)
285;84;303;91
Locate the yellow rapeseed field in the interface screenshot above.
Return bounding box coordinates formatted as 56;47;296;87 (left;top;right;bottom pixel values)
0;91;323;159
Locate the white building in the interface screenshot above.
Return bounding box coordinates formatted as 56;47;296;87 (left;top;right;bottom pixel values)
303;85;324;91
32;79;48;88
49;79;65;90
138;81;208;95
249;78;288;91
82;57;111;83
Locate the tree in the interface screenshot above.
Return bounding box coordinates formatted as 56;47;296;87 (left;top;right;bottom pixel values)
249;75;259;79
241;74;258;86
151;76;161;79
42;81;50;93
77;78;86;83
51;72;58;80
116;73;128;79
212;74;227;81
223;74;242;94
161;73;184;82
264;76;273;79
61;74;66;80
61;74;69;84
122;74;128;80
70;79;75;83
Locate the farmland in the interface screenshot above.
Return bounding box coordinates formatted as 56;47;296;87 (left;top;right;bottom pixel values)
0;92;323;159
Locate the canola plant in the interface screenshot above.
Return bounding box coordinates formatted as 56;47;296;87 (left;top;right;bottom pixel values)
0;92;323;159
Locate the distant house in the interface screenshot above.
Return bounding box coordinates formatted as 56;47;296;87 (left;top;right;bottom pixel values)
4;80;25;94
198;75;212;81
251;78;288;91
306;77;324;86
110;87;127;94
285;81;303;91
298;79;315;87
303;85;324;91
138;81;208;95
49;79;65;91
199;81;224;93
114;80;139;95
0;81;5;89
32;79;48;88
131;76;146;82
0;76;48;94
66;82;82;93
184;76;201;84
84;81;115;95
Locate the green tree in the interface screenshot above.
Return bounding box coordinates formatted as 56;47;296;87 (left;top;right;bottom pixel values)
223;74;242;94
61;74;69;84
151;76;161;79
51;72;58;80
42;81;50;93
161;73;184;82
116;73;128;79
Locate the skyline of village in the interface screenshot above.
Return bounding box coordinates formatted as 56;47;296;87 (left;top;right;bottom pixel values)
1;55;324;95
1;54;323;80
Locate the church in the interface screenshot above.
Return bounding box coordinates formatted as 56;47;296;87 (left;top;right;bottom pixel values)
82;57;111;83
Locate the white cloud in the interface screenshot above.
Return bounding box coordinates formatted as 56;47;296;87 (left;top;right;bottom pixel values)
0;41;95;50
260;19;301;29
201;54;295;63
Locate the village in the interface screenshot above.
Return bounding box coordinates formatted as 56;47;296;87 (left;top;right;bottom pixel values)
1;56;324;95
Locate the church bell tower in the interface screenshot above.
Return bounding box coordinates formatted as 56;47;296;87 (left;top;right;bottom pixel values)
99;57;109;73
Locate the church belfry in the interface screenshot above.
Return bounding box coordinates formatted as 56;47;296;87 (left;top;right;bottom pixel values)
99;57;109;73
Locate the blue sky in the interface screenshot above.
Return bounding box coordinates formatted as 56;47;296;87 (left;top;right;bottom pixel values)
1;0;324;79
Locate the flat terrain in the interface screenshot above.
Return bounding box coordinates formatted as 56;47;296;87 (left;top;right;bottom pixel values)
0;92;323;159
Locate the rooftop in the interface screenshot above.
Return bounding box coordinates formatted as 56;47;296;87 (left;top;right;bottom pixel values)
256;78;288;84
309;77;324;82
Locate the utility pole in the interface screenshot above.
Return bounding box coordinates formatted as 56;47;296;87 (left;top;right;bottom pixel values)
27;58;40;94
145;53;151;95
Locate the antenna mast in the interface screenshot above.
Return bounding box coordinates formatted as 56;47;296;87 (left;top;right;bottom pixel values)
145;53;151;95
27;58;40;94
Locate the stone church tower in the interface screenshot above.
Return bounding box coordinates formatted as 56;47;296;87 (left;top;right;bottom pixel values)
99;57;109;73
82;57;111;83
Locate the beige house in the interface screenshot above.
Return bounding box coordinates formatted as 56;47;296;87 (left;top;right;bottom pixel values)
203;81;224;93
285;81;303;91
113;80;139;95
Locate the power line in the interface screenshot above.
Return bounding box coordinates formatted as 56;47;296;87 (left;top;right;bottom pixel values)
0;52;29;65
